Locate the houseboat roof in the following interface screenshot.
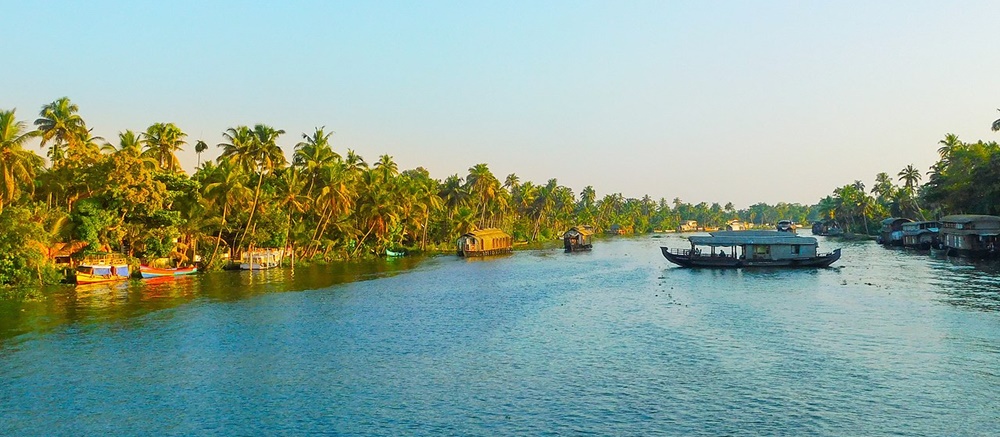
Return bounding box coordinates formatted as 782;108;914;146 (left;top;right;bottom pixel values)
901;221;939;229
939;214;1000;224
460;228;510;239
688;231;817;247
881;217;913;225
565;226;594;236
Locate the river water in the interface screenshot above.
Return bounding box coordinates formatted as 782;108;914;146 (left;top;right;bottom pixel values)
2;234;999;435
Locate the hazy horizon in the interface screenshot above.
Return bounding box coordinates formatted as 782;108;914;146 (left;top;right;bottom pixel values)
6;0;1000;208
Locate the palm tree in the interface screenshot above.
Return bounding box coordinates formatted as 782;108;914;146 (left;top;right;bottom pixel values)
937;133;962;161
0;109;43;213
195;140;208;168
203;161;252;265
898;164;924;219
34;97;87;165
897;164;922;193
374;154;399;183
294;127;339;196
275;168;311;263
142;122;187;172
466;163;498;226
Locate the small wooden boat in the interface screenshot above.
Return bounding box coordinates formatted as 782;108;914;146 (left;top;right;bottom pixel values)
139;265;198;278
661;231;841;268
75;254;130;284
386;249;405;257
240;249;283;270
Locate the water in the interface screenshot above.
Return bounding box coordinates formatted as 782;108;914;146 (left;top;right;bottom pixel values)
2;235;999;435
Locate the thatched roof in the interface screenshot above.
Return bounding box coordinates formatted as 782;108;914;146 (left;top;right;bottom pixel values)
461;228;511;239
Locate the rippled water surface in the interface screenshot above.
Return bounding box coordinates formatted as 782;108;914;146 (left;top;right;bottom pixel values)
2;235;1000;435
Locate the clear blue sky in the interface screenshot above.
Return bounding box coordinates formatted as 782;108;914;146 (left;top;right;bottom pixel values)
6;0;1000;207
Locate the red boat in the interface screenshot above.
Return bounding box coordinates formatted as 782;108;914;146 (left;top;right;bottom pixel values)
139;265;198;278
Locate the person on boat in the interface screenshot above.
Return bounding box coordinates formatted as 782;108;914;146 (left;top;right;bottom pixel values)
719;250;726;257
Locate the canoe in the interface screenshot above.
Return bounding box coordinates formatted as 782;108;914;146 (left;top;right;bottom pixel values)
139;265;198;278
386;249;405;257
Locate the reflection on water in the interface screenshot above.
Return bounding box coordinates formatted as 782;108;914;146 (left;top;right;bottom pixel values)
0;256;428;343
1;236;1000;435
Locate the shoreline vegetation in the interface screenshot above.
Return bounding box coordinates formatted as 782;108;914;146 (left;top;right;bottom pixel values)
1;97;997;292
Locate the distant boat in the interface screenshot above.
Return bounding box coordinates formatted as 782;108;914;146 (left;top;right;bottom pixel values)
660;230;840;268
75;254;130;285
877;218;912;246
139;265;198;278
240;249;283;270
563;225;594;252
457;228;513;257
386;249;405;257
776;220;796;233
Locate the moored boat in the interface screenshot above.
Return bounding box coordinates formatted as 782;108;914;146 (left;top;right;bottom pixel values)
386;249;405;257
776;220;796;233
75;254;130;284
877;217;912;246
563;225;594;252
240;249;284;270
139;265;198;278
939;215;1000;258
901;221;940;250
457;228;513;257
660;230;841;268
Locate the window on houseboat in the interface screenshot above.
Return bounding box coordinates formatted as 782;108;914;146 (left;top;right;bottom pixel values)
791;245;800;254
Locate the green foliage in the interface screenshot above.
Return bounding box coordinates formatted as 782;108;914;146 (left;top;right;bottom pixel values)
0;207;63;287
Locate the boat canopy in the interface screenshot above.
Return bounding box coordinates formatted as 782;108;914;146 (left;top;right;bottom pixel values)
688;232;817;247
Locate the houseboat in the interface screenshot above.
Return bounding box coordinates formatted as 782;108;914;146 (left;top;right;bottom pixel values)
240;249;284;270
660;230;841;268
877;218;913;246
726;220;745;231
563;226;594;252
901;221;940;250
679;220;699;232
74;254;131;285
811;220;843;236
776;220;795;233
939;215;1000;258
457;228;513;257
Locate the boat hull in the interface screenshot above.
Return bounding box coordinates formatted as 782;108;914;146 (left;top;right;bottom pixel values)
75;272;129;284
661;247;841;268
139;266;198;278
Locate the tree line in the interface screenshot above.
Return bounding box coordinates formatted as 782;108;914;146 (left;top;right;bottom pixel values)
1;97;811;287
814;112;1000;234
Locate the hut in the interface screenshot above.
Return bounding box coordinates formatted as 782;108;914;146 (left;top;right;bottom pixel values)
901;221;940;250
877;218;913;246
563;226;595;252
457;228;513;257
939;215;1000;258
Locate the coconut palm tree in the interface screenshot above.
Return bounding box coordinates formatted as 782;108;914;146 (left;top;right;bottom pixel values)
34;97;87;165
374;154;399;183
0;109;43;213
294;127;339;196
203;161;252;265
195;140;208;168
142;122;187;172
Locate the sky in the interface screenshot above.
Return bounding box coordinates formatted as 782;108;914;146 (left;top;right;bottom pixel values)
5;0;1000;208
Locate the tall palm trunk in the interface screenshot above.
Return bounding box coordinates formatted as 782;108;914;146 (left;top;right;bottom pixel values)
209;206;229;267
238;172;265;250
